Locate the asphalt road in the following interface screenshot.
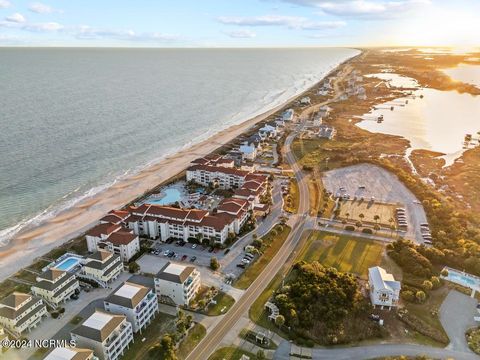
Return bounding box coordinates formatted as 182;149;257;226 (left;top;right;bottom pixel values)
186;120;311;360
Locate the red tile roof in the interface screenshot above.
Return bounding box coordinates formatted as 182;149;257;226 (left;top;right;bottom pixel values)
187;164;250;177
107;231;138;246
86;223;121;237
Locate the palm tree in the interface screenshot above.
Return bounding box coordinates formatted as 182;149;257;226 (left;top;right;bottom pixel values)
345;212;350;221
388;217;395;237
358;213;365;224
373;215;380;224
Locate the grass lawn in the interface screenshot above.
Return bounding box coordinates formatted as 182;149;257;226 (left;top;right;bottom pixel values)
338;199;396;227
308;171;335;217
122;312;176;360
284;179;299;214
205;292;235;316
297;231;385;278
13;269;37;283
234;224;291;290
177;323;207;359
0;279;31;299
208;347;257;360
28;260;51;273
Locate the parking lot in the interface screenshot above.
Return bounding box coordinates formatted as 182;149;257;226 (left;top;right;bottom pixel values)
323;163;428;243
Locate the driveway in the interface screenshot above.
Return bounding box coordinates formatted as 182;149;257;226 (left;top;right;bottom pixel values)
440;290;478;353
323;163;428;243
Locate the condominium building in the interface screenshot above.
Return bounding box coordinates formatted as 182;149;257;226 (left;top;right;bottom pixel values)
81;250;123;288
125;204;237;244
217;198;251;233
186;164;250;189
71;310;133;360
0;292;47;337
368;266;401;309
31;269;79;308
86;224;140;262
154;262;200;306
104;282;158;333
44;347;97;360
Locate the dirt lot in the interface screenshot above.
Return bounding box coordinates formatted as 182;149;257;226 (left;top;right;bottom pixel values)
323;163;427;243
338;199;396;227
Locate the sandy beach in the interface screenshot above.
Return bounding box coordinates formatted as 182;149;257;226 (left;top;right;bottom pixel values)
0;93;304;281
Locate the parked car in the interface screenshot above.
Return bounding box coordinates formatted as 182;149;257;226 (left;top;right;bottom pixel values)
181;255;187;261
190;256;197;262
237;263;246;269
208;247;214;253
224;248;230;255
192;244;197;249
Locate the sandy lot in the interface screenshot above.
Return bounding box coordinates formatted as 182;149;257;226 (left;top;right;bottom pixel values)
338;199;396;227
323;163;427;243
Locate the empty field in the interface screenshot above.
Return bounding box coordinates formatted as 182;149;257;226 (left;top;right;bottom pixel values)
338;199;396;226
297;231;385;278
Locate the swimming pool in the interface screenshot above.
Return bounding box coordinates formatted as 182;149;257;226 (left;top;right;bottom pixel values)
442;267;480;290
54;257;81;272
147;188;183;205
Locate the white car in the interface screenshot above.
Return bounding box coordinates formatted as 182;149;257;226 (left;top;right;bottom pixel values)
192;244;197;249
163;250;170;256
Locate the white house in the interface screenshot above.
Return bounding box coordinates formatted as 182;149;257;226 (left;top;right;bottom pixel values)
71;310;133;360
44;347;96;360
0;292;47;337
300;96;311;105
281;108;294;121
258;124;277;139
86;224;140;262
239;141;257;161
31;269;79;308
81;250;123;288
104;282;158;333
154;262;201;306
368;266;401;309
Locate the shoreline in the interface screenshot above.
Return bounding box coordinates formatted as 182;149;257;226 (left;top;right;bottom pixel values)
0;52;359;282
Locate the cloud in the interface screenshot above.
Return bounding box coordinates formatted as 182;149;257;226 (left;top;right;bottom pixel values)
281;0;431;19
5;13;26;23
217;15;345;30
74;26;180;42
23;22;63;31
0;0;11;9
29;2;63;14
224;29;257;38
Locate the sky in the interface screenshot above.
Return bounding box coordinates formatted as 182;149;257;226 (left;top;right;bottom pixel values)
0;0;479;47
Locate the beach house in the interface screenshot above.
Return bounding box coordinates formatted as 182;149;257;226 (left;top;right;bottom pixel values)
0;292;48;337
85;224;140;262
281;108;294;121
80;250;124;288
217;197;251;233
31;269;79;308
44;347;96;360
239;141;257;161
70;310;133;360
104;281;158;333
154;262;200;306
317;125;336;140
368;266;401;309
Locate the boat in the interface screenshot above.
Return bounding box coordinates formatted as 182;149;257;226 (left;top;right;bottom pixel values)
377;114;384;123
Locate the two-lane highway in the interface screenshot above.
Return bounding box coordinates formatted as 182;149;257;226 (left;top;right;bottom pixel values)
186;121;311;360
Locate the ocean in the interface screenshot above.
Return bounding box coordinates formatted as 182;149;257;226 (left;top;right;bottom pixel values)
0;47;359;245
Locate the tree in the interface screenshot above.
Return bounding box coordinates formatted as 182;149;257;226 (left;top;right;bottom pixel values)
430;276;441;289
345;212;350;220
128;261;140;274
210;257;220;271
257;349;266;360
359;213;365;223
160;334;178;360
252;238;263;249
401;290;415;302
373;215;380;224
415;290;426;303
422;280;433;291
440;268;449;277
275;314;285;327
195;233;204;244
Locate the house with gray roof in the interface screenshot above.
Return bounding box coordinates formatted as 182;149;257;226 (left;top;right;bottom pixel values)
0;292;47;337
154;262;200;306
368;266;401;309
80;250;123;288
104;281;158;333
31;269;79;308
70;310;133;360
